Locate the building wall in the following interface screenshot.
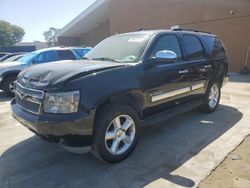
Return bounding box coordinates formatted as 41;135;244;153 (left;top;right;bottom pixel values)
57;36;80;46
108;0;250;72
181;16;250;72
80;20;110;47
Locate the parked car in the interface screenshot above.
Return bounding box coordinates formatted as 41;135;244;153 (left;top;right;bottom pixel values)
0;52;25;62
0;52;11;59
11;29;229;163
0;47;87;96
1;54;25;63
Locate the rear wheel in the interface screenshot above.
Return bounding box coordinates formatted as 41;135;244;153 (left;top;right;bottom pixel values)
3;76;16;97
201;81;221;113
92;104;140;163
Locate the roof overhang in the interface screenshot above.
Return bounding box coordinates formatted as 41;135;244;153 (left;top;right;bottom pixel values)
56;0;110;38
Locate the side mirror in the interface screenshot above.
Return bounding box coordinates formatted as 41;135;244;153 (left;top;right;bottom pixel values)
31;58;38;65
153;50;177;63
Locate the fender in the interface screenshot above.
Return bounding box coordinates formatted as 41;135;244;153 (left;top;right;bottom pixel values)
94;89;146;118
1;70;21;85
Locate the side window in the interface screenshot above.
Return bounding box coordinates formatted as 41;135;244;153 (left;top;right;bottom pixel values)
182;35;205;60
36;51;58;63
152;35;182;61
57;50;76;60
203;36;225;54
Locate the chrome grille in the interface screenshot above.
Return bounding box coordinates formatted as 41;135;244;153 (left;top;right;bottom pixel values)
15;82;44;99
15;82;44;114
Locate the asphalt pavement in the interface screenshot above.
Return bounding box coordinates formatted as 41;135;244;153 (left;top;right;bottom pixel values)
0;74;250;188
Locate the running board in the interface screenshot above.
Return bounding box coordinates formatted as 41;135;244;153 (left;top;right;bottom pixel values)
141;99;202;127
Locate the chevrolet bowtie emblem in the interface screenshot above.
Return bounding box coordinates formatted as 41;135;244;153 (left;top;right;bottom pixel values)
20;93;26;100
16;89;27;100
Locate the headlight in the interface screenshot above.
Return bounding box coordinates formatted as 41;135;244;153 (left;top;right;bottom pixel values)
44;91;80;113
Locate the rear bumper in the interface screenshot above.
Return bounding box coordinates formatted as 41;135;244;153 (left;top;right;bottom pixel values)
11;99;95;147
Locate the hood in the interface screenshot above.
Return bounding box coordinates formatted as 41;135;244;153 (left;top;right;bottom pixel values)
18;60;126;90
0;61;23;67
0;61;27;75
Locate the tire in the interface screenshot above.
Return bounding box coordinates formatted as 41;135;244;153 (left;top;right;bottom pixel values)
201;81;221;113
92;103;140;163
2;76;16;97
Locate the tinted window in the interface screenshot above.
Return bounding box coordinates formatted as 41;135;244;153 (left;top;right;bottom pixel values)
203;36;225;54
57;50;77;60
182;35;205;60
152;35;182;60
36;51;58;63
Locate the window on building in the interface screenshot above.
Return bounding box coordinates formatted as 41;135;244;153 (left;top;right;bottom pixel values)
182;35;205;60
152;35;182;61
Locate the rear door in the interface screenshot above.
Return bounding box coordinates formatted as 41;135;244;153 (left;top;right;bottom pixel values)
180;34;209;97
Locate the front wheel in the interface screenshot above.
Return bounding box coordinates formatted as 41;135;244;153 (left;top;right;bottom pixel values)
92;104;140;163
2;76;16;97
201;82;221;113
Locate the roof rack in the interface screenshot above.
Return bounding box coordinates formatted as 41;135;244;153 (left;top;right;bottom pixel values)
171;28;212;34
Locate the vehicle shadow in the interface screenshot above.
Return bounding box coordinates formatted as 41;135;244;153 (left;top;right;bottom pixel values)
0;91;12;102
228;73;250;83
0;104;242;188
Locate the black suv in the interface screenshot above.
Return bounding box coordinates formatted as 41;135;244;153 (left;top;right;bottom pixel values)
11;29;228;163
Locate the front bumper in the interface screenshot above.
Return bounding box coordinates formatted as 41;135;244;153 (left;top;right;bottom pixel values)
11;99;95;147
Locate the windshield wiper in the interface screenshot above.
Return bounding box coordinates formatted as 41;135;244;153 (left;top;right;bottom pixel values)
92;57;119;63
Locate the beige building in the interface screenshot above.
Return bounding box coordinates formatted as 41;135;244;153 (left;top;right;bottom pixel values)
57;0;250;72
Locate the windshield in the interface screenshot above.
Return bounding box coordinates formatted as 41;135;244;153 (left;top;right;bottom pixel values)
86;34;151;63
17;52;37;64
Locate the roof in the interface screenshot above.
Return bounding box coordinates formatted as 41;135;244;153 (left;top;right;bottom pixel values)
113;29;216;37
34;47;91;53
56;0;110;38
117;30;169;36
34;47;71;53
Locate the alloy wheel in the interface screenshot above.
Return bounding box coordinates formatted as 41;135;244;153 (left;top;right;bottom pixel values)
105;115;136;155
208;84;219;108
9;81;15;93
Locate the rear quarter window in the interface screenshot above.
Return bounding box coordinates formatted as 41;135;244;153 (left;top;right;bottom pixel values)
202;36;225;54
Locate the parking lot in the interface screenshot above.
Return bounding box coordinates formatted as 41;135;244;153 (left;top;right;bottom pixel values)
0;74;250;188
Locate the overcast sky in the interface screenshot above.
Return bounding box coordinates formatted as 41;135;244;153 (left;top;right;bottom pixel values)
0;0;96;42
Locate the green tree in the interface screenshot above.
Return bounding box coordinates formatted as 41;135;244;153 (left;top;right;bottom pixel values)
43;27;60;47
0;20;25;46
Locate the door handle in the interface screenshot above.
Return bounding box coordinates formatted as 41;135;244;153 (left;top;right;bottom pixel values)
199;68;207;73
178;69;189;74
204;65;212;69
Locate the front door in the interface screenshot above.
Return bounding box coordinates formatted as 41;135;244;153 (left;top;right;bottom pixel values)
145;34;192;115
